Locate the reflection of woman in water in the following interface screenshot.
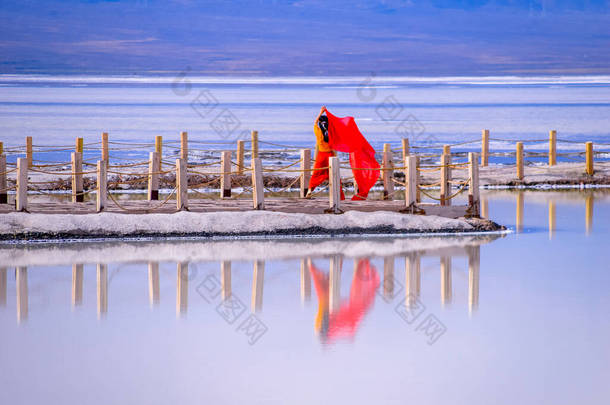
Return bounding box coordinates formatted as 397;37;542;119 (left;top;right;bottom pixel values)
309;258;380;344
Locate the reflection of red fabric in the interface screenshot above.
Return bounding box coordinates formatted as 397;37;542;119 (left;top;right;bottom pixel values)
326;259;379;342
325;109;380;200
308;151;345;200
309;259;379;344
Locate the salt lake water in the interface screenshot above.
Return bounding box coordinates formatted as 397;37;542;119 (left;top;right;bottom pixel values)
1;75;609;165
0;189;609;404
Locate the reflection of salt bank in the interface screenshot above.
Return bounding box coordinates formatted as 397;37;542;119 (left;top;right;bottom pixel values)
0;210;502;242
0;233;501;267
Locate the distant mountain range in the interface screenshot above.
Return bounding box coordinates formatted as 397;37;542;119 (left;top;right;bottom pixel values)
1;0;609;75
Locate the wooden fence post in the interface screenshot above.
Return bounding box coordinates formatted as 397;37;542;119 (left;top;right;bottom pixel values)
327;156;341;214
251;157;264;210
415;156;421;203
443;144;451;156
481;129;489;167
26;136;33;168
405;155;417;209
148;151;160;200
155;135;163;163
101;132;109;164
251;130;259;159
468;152;480;217
0;152;6;204
300;148;311;198
549;130;557;166
220;150;231;198
440;153;451;206
176;158;188;211
76;137;84;154
586;142;594;175
71;152;83;203
180;131;188;161
516;142;524;180
236;140;245;175
402;138;410;162
16;157;28;212
382;143;394;200
97;160;107;212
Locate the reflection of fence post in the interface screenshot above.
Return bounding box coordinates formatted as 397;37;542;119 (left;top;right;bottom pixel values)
585;142;594;175
300;149;311;198
148;262;160;307
468;245;480;315
180;131;188;161
300;258;311;303
148;151;159;201
402;138;409;162
26;136;33;167
16;158;28;212
548;200;556;240
0;266;6;306
72;264;83;307
440;153;450;206
382;143;393;200
251;260;264;312
16;266;28;322
405;253;421;303
404;155;417;209
468;152;480;217
549;130;556;166
71;152;84;203
176;262;188;316
440;255;452;306
516;142;524;180
97;160;107;212
97;263;108;318
481;129;489;166
251;130;259;159
585;194;593;235
221;260;231;300
252;157;264;210
236;140;245;175
0;152;6;204
383;256;395;299
516;191;524;233
220;150;231;198
176;158;188;211
328;156;341;214
101;132;109;164
329;256;341;314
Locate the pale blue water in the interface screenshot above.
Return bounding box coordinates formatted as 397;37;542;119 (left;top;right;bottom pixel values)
1;75;609;165
0;189;609;404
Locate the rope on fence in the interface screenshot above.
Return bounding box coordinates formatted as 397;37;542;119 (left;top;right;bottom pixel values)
188;177;221;189
107;187;177;213
264;176;301;195
418;179;469;201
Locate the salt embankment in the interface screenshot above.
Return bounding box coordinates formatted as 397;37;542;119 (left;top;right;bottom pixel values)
0;210;504;242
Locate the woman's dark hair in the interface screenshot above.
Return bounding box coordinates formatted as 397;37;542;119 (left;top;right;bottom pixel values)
318;115;329;143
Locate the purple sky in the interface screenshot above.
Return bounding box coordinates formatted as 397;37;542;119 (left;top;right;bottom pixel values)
1;0;609;75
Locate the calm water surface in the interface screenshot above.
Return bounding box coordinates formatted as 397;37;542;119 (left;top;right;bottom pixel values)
0;189;609;404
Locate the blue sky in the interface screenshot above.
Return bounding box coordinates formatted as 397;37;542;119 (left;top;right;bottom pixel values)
1;0;609;75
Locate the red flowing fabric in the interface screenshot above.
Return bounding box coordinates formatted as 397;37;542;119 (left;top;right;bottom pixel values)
325;109;380;200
